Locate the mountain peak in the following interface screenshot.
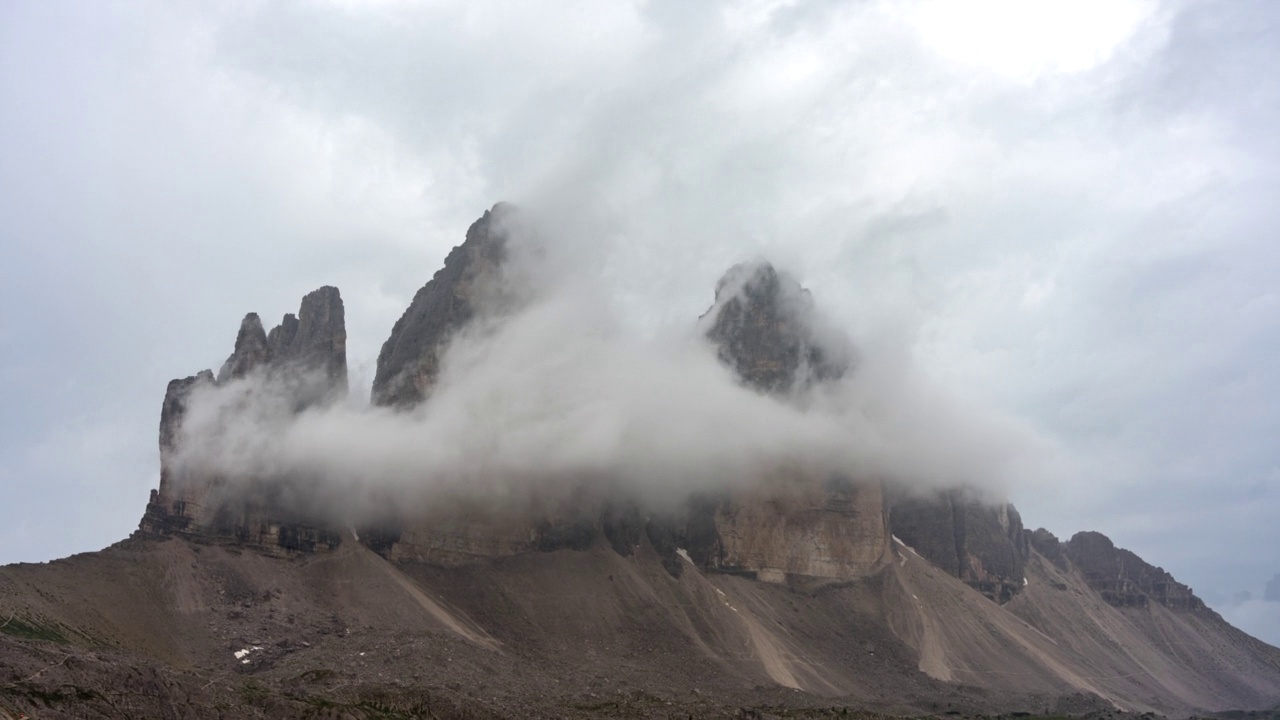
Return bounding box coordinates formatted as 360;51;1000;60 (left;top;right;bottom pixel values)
703;260;850;395
371;204;513;409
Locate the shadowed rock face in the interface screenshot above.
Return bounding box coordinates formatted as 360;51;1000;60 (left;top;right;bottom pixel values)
1064;531;1207;611
887;489;1029;604
137;287;348;555
372;204;512;409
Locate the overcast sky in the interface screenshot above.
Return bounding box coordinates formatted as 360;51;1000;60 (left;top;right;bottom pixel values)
2;0;1278;644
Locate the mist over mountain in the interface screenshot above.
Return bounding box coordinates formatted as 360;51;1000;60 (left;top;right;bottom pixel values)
168;205;1052;531
4;204;1277;718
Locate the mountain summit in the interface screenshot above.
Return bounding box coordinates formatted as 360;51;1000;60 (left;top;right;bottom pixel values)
1;205;1278;718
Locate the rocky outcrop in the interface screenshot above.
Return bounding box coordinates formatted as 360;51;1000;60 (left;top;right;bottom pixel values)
887;489;1029;603
689;261;890;584
372;204;512;409
701;261;849;395
1029;527;1068;572
137;287;348;556
1064;531;1206;611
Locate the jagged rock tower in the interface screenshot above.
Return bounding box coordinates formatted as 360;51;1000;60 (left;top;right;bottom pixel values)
138;286;347;555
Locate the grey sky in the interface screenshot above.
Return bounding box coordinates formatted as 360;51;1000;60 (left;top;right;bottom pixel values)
2;0;1277;643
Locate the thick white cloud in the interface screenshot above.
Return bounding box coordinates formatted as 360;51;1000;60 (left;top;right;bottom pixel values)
0;0;1276;628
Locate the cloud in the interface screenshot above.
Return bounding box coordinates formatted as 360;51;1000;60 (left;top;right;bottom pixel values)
172;229;1055;521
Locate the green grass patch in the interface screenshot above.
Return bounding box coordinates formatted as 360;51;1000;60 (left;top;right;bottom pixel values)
2;681;101;706
0;616;68;643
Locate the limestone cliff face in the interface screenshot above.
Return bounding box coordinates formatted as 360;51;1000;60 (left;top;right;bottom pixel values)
1064;531;1206;611
137;287;348;556
887;489;1029;603
687;476;890;584
372;204;512;409
692;261;890;584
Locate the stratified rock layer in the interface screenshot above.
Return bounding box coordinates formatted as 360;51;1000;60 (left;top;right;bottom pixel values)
1064;530;1206;611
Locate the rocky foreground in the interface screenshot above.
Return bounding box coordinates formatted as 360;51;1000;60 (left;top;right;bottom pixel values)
3;205;1279;718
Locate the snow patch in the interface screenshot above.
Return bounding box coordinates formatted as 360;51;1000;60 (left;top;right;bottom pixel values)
891;535;922;558
711;585;739;612
234;645;264;664
676;548;692;564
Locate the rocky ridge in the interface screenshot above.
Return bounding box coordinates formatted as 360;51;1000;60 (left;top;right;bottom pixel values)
1061;530;1207;611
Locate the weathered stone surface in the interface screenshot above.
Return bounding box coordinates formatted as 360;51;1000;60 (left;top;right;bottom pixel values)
137;287;349;556
1064;531;1206;611
887;488;1028;603
372;204;512;409
702;261;849;395
690;261;889;584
